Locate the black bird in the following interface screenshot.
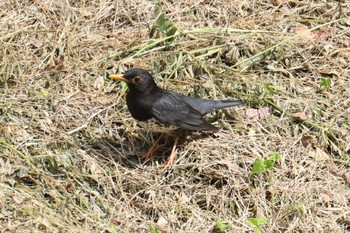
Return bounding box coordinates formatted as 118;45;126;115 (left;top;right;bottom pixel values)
109;68;243;166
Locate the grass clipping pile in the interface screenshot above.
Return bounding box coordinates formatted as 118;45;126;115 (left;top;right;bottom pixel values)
1;1;349;232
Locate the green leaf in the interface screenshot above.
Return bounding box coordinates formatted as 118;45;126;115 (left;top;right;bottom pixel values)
247;218;259;227
268;152;281;161
166;26;177;36
264;159;275;169
152;9;178;40
247;217;266;233
257;217;267;225
298;203;306;215
41;90;49;96
252;158;266;174
214;220;231;232
265;152;281;169
319;77;331;90
149;224;159;233
159;20;172;32
155;13;166;28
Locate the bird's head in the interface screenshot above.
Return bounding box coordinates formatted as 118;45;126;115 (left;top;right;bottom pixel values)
109;68;157;94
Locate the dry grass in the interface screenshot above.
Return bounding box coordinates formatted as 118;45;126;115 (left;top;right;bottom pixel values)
1;0;349;232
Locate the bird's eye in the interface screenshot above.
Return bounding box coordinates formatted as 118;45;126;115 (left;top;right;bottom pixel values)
133;76;141;84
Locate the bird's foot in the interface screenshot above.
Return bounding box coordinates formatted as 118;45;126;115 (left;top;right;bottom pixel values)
141;143;164;162
140;133;164;162
160;137;179;168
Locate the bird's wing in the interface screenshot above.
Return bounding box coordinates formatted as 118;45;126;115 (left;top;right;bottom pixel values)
182;96;244;115
150;92;217;132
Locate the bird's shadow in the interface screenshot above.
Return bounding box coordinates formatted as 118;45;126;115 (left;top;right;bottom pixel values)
88;131;212;169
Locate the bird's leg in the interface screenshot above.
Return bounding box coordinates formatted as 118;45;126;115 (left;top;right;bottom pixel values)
140;133;164;162
162;137;179;167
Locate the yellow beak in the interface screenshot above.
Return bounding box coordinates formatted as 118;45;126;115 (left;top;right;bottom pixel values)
109;74;129;83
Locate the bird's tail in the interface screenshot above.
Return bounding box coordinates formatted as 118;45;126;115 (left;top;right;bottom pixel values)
209;100;244;112
183;96;244;115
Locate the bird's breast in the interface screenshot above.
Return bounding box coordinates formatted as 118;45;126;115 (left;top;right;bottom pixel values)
137;118;178;133
126;92;153;121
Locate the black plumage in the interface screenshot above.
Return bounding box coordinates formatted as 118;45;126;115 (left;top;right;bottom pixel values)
110;68;243;133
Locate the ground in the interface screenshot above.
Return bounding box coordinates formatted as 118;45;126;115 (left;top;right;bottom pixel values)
0;0;349;232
